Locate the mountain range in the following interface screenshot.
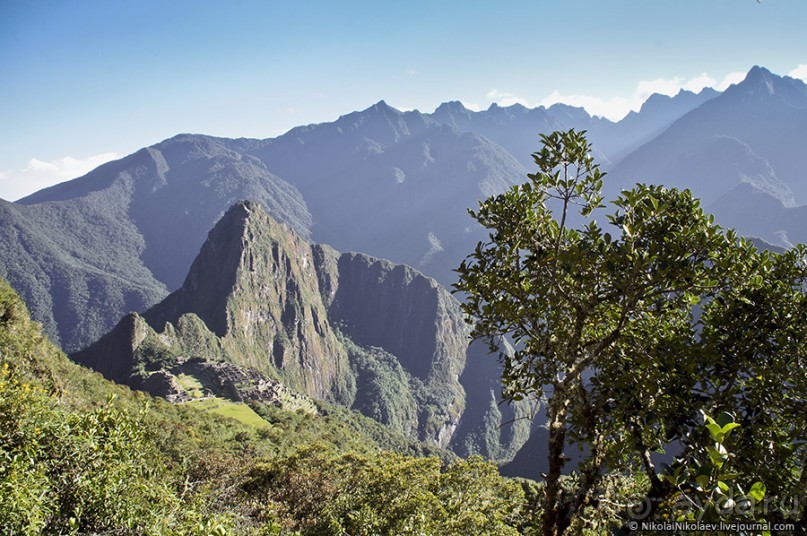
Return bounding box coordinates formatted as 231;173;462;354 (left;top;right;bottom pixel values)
2;65;806;474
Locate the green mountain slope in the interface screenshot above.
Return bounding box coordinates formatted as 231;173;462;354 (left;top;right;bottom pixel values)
74;201;472;448
0;195;168;353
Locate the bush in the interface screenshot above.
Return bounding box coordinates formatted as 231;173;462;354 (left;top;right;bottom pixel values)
243;444;529;535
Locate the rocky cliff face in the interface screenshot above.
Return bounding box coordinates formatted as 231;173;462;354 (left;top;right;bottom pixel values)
74;201;470;447
142;201;351;402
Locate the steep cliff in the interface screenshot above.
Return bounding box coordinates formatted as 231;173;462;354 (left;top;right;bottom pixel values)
74;201;470;447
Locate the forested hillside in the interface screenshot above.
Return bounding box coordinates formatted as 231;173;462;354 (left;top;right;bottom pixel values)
0;278;539;534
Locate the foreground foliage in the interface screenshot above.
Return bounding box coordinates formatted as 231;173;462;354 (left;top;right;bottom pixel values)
244;445;532;535
456;130;807;534
0;279;536;534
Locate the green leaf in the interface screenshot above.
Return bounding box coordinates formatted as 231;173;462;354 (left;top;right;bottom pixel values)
748;482;766;502
705;422;723;442
720;422;740;441
707;445;726;468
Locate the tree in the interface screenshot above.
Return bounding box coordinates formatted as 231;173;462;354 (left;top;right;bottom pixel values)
455;130;807;534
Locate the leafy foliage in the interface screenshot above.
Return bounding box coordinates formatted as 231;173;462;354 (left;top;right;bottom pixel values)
661;414;769;528
456;129;807;534
244;444;529;535
0;196;168;352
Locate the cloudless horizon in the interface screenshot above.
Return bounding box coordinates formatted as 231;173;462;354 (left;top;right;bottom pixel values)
1;0;806;201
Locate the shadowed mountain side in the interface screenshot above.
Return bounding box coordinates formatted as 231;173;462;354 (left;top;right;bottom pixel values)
608;135;794;207
709;182;807;249
598;88;719;163
499;425;549;481
449;340;535;461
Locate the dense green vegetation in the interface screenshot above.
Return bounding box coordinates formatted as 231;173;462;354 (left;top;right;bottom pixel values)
0;195;168;352
0;279;537;534
457;130;807;534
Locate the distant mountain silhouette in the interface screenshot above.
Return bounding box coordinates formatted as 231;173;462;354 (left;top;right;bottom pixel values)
610;66;807;204
427;88;716;168
429;101;565;168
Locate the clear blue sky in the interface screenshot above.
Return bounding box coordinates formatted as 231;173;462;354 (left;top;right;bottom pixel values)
1;0;805;200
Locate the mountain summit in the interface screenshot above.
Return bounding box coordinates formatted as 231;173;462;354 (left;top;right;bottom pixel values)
727;65;807;107
608;65;807;213
73;201;481;448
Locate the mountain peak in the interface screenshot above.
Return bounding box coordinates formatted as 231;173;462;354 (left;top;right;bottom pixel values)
434;100;470;114
636;87;719;116
219;199;258;227
431;101;474;128
75;194;473;444
743;65;776;93
370;99;401;114
724;65;807;108
746;65;773;80
143;201;304;340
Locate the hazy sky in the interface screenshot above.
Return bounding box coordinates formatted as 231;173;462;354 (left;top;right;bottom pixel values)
1;0;806;201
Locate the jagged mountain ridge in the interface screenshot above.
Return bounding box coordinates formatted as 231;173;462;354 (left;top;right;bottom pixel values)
21;137;313;290
609;66;807;203
430;101;567;168
73;202;492;450
236;101;528;286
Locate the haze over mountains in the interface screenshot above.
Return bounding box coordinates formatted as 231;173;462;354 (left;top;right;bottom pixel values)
1;65;806;473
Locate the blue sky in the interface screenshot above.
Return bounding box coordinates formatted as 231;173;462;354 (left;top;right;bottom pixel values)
1;0;806;200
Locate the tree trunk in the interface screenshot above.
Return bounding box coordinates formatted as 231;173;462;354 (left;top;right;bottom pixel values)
542;394;570;536
567;434;605;526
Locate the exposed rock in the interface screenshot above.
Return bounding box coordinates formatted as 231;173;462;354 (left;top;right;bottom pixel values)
74;202;470;448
